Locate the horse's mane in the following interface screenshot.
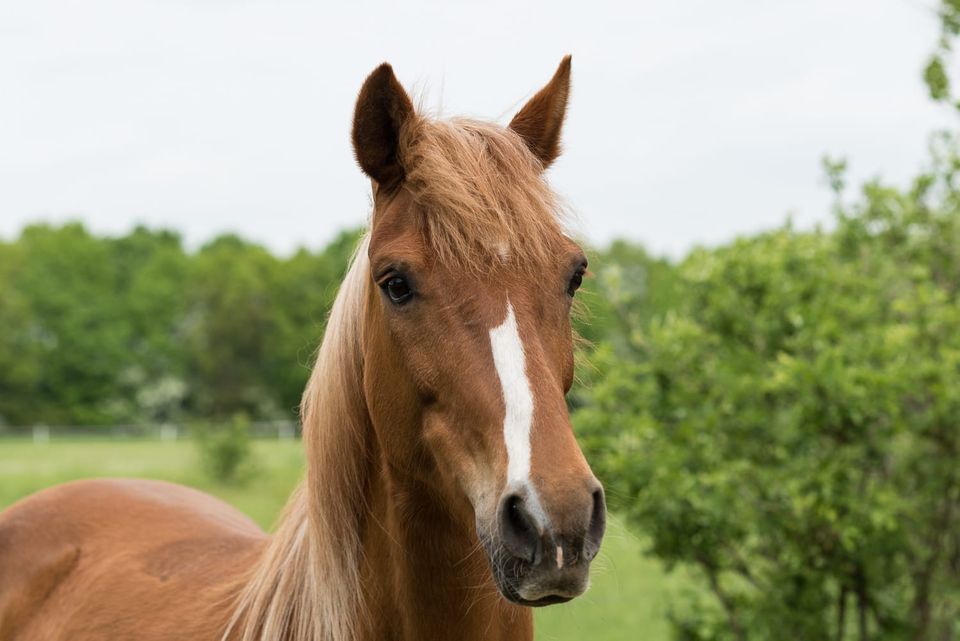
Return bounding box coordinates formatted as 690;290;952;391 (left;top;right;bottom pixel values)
399;116;567;273
223;234;372;641
223;116;566;641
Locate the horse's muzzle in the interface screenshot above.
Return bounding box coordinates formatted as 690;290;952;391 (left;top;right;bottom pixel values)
483;480;606;606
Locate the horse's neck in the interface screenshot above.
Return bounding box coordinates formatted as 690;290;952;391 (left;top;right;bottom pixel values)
358;435;532;641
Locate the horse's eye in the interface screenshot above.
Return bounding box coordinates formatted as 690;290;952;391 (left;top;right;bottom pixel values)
383;276;413;304
567;268;585;297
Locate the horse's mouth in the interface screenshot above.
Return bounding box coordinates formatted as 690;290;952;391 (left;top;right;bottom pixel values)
493;567;580;608
510;594;573;607
480;533;591;608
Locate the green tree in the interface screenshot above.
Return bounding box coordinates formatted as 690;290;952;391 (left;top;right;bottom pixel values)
183;235;284;420
5;224;130;425
104;227;191;423
267;229;362;418
0;238;42;426
0;223;361;427
578;150;960;640
181;230;362;422
925;0;960;112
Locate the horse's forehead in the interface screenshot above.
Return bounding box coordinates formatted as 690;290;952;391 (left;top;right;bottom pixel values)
368;184;579;297
370;189;418;244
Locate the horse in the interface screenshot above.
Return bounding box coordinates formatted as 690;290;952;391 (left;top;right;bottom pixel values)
0;56;606;641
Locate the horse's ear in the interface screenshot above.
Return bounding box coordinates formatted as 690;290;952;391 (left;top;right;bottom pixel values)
352;63;415;188
509;55;572;169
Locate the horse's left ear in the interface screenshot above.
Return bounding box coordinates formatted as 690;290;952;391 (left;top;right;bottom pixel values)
509;55;572;169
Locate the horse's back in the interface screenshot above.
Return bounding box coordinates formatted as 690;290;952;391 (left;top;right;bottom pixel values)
0;478;267;641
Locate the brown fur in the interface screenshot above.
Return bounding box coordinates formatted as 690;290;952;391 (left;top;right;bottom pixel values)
0;479;263;640
352;63;415;189
0;57;602;641
508;55;572;169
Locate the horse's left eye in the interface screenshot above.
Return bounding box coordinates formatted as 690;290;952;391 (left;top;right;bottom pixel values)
567;267;585;297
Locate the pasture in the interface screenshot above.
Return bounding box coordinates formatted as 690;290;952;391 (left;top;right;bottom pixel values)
0;438;686;640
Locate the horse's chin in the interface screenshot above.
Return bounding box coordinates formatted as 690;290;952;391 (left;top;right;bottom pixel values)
495;578;576;608
479;536;590;608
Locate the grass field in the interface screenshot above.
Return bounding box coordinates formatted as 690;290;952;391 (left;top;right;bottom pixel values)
0;438;686;640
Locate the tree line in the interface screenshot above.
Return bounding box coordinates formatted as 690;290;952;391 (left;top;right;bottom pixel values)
0;225;360;427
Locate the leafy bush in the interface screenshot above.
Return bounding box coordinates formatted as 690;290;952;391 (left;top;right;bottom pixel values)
577;144;960;640
193;414;254;483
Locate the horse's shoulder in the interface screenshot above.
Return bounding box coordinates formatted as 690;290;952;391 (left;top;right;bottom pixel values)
0;502;81;638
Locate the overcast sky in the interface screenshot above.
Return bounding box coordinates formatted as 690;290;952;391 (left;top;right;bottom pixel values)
1;0;954;257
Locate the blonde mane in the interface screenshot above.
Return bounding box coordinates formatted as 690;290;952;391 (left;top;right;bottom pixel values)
223;117;569;641
224;236;372;641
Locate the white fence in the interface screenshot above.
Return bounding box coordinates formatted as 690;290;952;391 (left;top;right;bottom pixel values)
0;421;301;443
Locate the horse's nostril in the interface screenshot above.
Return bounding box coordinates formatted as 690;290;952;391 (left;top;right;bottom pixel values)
583;487;607;562
507;497;531;534
498;493;541;564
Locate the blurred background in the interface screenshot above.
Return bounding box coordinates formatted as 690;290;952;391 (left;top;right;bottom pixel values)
2;1;960;639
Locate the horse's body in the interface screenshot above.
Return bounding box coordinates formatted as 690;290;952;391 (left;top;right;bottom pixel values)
0;479;261;640
0;463;527;641
0;57;604;641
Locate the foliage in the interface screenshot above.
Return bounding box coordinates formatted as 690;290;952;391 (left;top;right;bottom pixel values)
577;143;960;640
574;240;681;350
193;414;255;483
925;0;960;111
0;226;361;427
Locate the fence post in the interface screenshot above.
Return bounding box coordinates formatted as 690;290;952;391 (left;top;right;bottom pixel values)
33;424;50;445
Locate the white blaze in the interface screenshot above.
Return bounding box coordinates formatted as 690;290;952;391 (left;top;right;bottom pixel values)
489;300;535;485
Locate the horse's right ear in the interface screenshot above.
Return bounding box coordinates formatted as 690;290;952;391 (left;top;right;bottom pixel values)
352;63;415;188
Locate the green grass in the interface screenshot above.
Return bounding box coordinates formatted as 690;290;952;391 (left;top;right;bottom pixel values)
0;438;685;640
0;438;304;526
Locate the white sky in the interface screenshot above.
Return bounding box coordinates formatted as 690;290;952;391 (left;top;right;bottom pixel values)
0;0;954;258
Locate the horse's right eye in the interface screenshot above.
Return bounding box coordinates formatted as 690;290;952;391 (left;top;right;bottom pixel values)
383;276;413;305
